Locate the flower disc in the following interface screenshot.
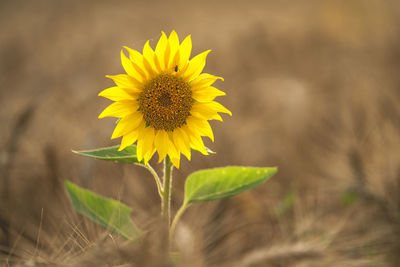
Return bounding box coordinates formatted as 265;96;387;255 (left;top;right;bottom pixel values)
139;74;193;131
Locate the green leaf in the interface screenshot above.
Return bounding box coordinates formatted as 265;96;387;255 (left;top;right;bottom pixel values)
184;166;277;204
64;180;143;241
72;145;140;164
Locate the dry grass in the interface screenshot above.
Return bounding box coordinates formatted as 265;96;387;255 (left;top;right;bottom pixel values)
1;0;400;266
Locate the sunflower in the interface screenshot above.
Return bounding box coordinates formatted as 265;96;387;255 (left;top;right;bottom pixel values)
98;31;231;168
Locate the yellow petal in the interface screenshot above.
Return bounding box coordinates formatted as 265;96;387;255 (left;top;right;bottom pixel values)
119;130;139;151
173;128;191;160
121;89;141;99
191;102;223;121
154;55;163;73
123;46;149;80
164;41;171;72
182;125;208;155
144;145;156;164
171;49;180;73
169;31;180;52
141;126;155;164
207;101;232;116
155;31;168;70
144;144;156;161
191;73;224;89
169;154;181;169
155;130;169;162
168;31;180;69
186;117;214;142
135;122;147;162
192;86;226;102
178;35;192;69
142;41;156;77
98;86;138;101
166;134;180;168
106;74;141;89
167;135;179;159
191;111;223;121
136;139;144;162
98;101;138;118
120;50;144;83
183;50;211;82
111;112;143;139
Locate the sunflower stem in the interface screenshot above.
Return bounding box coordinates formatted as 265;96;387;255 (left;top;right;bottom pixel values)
162;156;173;226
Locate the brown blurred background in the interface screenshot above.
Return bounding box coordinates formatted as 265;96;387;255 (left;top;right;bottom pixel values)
1;0;400;266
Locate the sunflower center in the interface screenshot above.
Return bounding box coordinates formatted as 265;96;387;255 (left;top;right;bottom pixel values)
139;73;193;131
158;93;172;107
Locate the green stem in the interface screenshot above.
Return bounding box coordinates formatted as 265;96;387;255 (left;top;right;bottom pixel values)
162;156;173;224
169;203;189;244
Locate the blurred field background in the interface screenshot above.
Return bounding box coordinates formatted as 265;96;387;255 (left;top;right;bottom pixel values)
1;0;400;266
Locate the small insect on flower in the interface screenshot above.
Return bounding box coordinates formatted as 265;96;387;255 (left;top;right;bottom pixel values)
98;31;231;168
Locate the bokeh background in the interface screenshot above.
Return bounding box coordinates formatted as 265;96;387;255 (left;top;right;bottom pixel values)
1;0;400;266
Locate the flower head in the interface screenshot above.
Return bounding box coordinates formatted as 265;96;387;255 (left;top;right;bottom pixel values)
98;31;231;168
